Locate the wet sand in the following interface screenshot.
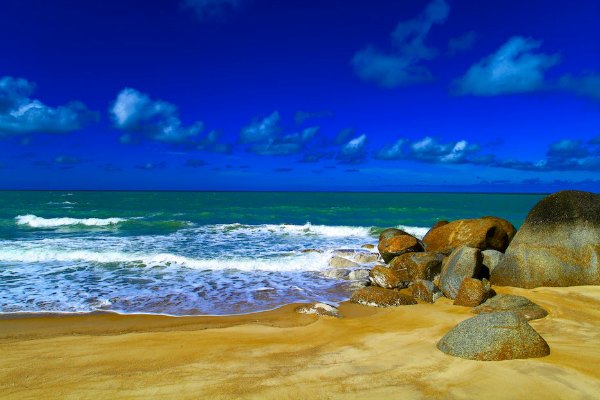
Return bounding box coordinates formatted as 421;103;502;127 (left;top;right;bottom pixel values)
1;286;599;399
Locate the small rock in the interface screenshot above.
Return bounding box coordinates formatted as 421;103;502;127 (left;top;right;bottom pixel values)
301;249;323;254
353;252;379;264
295;303;341;318
482;249;504;273
378;232;424;263
472;294;548;321
322;268;350;280
348;269;370;281
437;312;550;361
453;278;491;307
412;279;443;303
389;252;444;282
332;249;356;257
350;286;417;307
369;265;411;289
439;246;484;300
361;244;376;250
328;256;359;269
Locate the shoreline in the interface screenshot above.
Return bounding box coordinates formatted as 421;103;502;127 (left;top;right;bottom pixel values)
2;285;600;399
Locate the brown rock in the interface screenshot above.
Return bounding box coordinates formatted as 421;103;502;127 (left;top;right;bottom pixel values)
412;279;443;303
424;220;449;238
378;233;423;263
378;228;409;242
350;286;417;307
453;278;490;307
361;244;376;250
492;190;600;288
482;216;517;242
369;265;410;289
439;246;484;299
422;217;516;255
389;252;444;282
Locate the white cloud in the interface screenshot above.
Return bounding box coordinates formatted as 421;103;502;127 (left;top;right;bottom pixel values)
110;88;203;144
0;76;95;136
240;111;281;143
338;134;367;164
376;139;407;160
351;0;449;88
377;136;478;163
455;36;560;96
240;112;321;156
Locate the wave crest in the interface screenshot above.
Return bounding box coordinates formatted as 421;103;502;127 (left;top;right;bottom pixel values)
0;246;332;272
15;214;127;228
217;222;373;237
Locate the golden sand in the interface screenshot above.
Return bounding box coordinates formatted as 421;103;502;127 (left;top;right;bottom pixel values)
1;286;599;399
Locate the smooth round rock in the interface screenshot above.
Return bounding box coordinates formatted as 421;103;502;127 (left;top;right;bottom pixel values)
472;294;548;321
437;312;550;361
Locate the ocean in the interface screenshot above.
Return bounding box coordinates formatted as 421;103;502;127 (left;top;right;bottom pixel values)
0;191;544;316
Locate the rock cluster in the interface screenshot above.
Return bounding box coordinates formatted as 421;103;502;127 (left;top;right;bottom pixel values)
346;192;600;361
322;191;597;360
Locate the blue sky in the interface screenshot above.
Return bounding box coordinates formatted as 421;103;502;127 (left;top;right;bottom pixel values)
1;0;599;191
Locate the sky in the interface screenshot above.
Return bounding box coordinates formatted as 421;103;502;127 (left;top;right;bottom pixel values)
1;0;599;192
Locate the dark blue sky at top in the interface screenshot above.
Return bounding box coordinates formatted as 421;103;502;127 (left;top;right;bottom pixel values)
1;0;599;191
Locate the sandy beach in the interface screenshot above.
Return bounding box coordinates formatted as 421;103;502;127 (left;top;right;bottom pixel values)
1;285;599;399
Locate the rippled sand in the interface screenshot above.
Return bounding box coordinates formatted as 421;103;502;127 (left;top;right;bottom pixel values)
1;286;599;399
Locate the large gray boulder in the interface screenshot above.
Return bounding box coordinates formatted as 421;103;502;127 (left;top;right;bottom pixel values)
492;190;600;288
471;294;548;321
437;312;550;361
482;249;504;273
438;246;484;299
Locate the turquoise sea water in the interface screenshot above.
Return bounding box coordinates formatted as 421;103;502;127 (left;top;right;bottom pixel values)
0;191;543;315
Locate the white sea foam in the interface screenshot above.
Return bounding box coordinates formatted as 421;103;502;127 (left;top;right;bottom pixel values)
218;222;372;237
15;214;127;228
0;245;332;272
397;225;430;239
